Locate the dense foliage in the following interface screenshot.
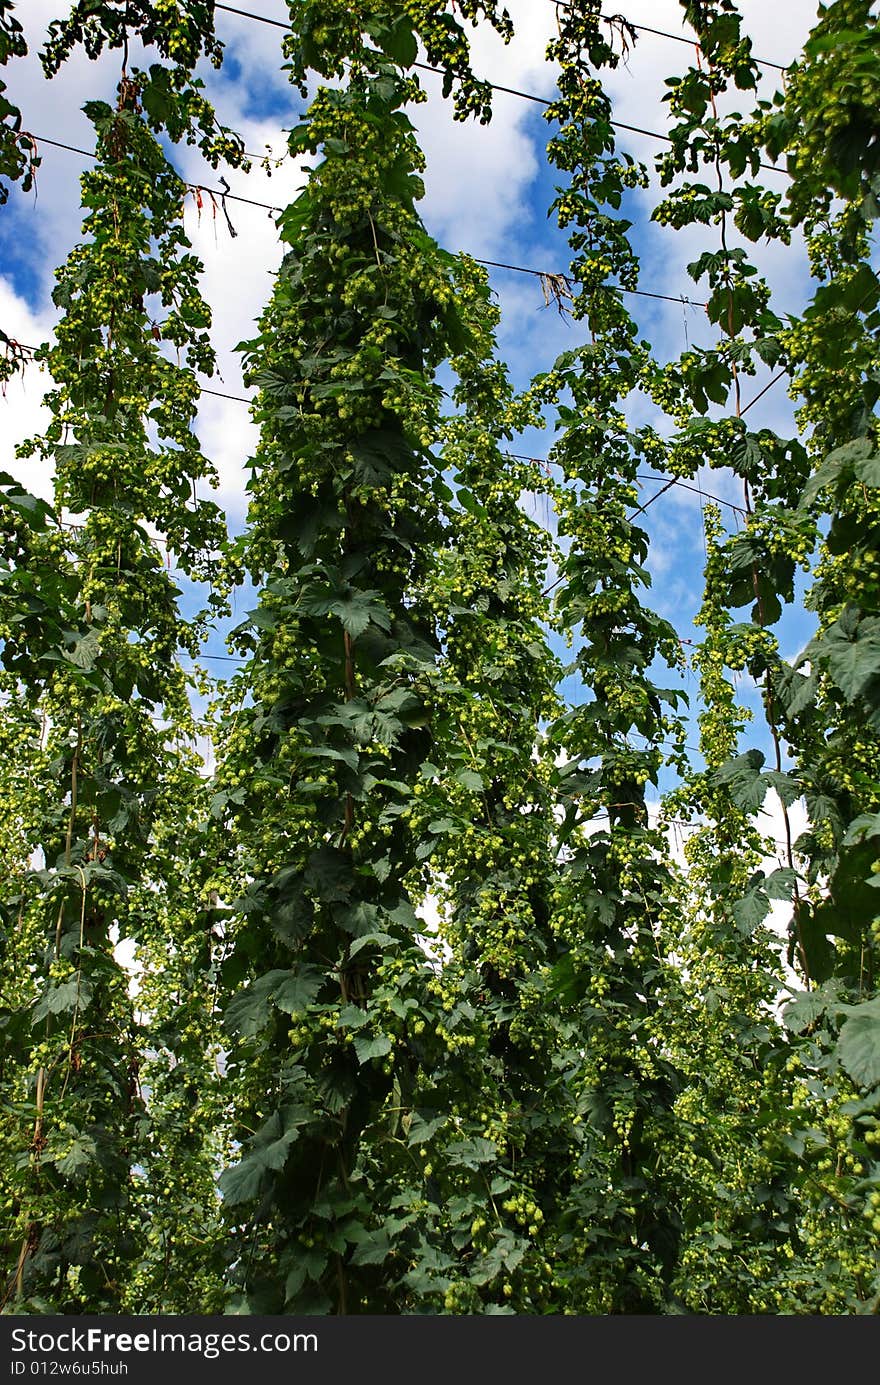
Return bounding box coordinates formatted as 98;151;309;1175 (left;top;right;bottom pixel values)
1;0;878;1314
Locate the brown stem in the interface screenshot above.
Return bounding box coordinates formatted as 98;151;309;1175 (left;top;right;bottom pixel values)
10;1225;36;1304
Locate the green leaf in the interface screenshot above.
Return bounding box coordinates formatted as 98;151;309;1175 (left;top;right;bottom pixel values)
854;450;880;488
714;749;767;814
304;845;353;902
407;1113;447;1146
33;977;93;1022
273;965;324;1015
805;28;874;56
349;1230;391;1265
0;471;54;526
843;813;880;846
782;986;833;1034
353;1033;392;1064
837;998;880;1089
733;888;769;935
763;772;801;808
219;1108;308;1205
816;613;880;703
348;931;395;958
226;968;323;1035
63;627;101;671
284;1247;328;1300
373;17;417;68
455;769;484;792
53;1134;98;1178
446;1136;498;1169
764;867;798;900
801;440;871;508
328;590;392;639
338;1004;369;1029
225;971;287;1037
456;487;485;517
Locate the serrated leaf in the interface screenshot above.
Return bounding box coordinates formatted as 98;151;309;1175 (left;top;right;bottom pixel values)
427;816;460;835
349;1230;391;1265
53;1134;97;1178
714;749;767;814
371;856;392;884
446;1136;498;1169
455;769;484;792
273;965;324;1015
837;997;880;1089
226;968;323;1035
303;745;360;771
353;1033;392;1064
328;590;392;639
304;845;353;902
854;451;880;487
219;1108;308;1205
338;1004;369;1029
733;888;769;935
63;627;101;671
817;615;880;703
348;930;395;958
219;1145;285;1205
225;970;287;1037
782;989;830;1035
0;472;54;525
805;27;873;55
33;977;93;1023
764;867;798;900
843;813;880;846
407;1113;446;1146
763;772;801;808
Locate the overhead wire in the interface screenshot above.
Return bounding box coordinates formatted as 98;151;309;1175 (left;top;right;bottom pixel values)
549;1;789;74
2;8;812;849
4;330;789;535
4;340;787;522
210;1;789;175
27;133;707;311
5;14;795;634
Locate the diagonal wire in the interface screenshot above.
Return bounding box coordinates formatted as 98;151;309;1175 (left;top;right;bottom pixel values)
211;2;789;174
25;134;709;311
549;1;788;73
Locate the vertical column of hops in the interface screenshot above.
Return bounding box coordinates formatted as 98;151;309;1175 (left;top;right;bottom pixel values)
649;0;812;971
35;4;245;1315
748;0;880;1311
654;0;878;1312
388;258;565;1313
0;63;229;1308
661;507;809;1313
643;3;811;1312
530;4;691;1313
0;479;71;1304
212;0;516;1316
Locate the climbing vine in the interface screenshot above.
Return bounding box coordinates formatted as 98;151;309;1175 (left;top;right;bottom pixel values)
1;0;236;1310
1;0;879;1316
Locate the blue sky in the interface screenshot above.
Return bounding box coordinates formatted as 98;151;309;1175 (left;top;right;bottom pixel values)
1;0;826;848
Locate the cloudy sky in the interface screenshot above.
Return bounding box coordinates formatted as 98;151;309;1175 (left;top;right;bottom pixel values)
1;0;826;856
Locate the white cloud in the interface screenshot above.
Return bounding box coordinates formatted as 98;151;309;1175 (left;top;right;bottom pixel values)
0;276;55;497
